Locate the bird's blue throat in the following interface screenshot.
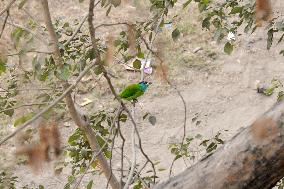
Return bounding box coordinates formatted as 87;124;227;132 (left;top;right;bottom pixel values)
139;82;149;92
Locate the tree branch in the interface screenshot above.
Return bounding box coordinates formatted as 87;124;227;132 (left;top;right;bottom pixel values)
64;13;88;46
0;10;9;38
0;0;16;16
0;17;49;44
0;61;96;146
40;1;120;189
123;109;137;189
0;102;48;114
40;0;62;64
154;100;284;189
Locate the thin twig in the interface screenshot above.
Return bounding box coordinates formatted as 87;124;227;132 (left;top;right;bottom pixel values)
0;0;16;16
0;17;49;45
123;107;137;189
94;22;131;31
64;14;88;46
131;161;148;185
106;127;118;189
117;109;126;187
0;61;96;146
0;10;9;38
88;0;157;184
40;0;62;63
140;5;168;82
104;72;157;183
141;31;188;178
0;102;48;114
88;1;121;188
73;107;121;189
7;50;53;56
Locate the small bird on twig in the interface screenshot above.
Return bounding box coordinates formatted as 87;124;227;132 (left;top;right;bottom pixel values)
119;81;151;103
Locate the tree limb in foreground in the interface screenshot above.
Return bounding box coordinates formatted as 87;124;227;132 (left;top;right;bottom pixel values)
154;100;284;189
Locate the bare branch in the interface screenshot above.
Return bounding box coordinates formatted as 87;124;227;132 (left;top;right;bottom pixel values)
0;102;48;114
7;50;53;56
140;5;167;82
141;35;188;178
73;106;121;189
64;14;88;46
94;22;131;30
0;10;9;38
106;125;119;189
40;1;120;188
117;110;126;187
123;108;137;189
40;0;62;64
0;0;16;16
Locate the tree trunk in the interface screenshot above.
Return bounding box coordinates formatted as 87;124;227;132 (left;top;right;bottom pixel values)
154;100;284;189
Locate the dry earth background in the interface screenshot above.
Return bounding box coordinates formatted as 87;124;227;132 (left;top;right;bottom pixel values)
1;0;284;188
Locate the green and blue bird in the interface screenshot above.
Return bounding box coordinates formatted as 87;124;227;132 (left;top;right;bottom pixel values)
119;81;151;102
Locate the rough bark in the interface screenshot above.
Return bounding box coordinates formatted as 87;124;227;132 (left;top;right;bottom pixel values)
40;1;120;188
154;100;284;189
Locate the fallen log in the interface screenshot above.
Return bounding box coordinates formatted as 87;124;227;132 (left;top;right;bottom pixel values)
154;100;284;189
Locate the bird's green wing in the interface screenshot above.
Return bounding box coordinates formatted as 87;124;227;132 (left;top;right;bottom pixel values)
127;90;144;100
119;84;144;101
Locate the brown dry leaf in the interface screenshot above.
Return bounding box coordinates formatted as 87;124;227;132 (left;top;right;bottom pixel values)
155;61;169;83
48;122;61;157
38;124;50;161
16;144;48;172
0;40;7;64
105;35;114;66
15;121;62;171
255;0;272;27
154;45;169;83
127;24;136;54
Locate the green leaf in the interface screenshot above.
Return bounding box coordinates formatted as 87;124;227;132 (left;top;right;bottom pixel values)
202;17;210;30
86;49;96;60
38;185;44;189
104;150;111;158
18;0;28;9
87;180;93;189
149;32;153;41
148;115;156;126
110;0;121;7
137;52;144;59
94;65;103;75
133;59;141;69
224;42;233;55
56;66;70;81
119;114;127;122
11;27;26;46
267;29;274;50
64;183;70;189
91;159;99;169
277;91;284;102
14;112;35;127
172;28;180;41
264;86;275;96
229;7;243;14
68;131;81;145
143;112;149;120
158;168;166;172
106;6;112;16
183;0;192;9
174;154;182;161
0;58;7;75
206;142;217;153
